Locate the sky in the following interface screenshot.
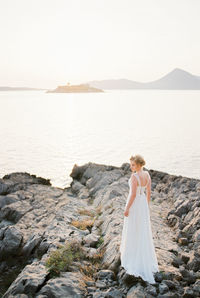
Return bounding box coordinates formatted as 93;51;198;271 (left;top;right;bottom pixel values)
0;0;200;88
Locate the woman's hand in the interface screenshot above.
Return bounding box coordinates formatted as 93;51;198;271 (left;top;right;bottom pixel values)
124;207;129;217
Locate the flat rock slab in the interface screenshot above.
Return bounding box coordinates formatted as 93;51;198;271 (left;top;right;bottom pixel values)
150;199;182;277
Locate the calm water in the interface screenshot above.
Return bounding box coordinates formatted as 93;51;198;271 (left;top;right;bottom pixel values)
0;90;199;188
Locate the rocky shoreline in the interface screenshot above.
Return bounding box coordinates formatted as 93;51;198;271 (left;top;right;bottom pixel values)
0;162;200;297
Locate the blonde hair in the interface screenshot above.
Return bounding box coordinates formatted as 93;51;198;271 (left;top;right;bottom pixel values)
130;154;146;166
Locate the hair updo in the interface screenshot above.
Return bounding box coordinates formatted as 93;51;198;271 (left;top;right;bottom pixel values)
130;154;146;166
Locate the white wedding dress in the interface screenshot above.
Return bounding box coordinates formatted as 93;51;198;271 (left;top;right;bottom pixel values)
120;171;159;284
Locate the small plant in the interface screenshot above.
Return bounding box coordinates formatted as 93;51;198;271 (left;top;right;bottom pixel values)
96;235;104;248
45;239;85;277
45;238;106;280
71;218;95;230
89;247;106;265
95;204;102;217
79;263;98;279
80;247;106;279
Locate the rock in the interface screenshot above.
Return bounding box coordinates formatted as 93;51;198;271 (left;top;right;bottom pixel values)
0;195;18;208
180;253;190;264
167;214;179;227
70;162;112;185
193;279;200;296
0;226;23;260
146;284;157;296
94;269;115;280
157;293;180;298
159;282;169;294
193;229;200;242
120;272;141;287
95;280;107;289
178;238;188;245
183;286;194;297
22;233;43;256
0;172;51;196
87;286;96;292
6;295;29;298
174;200;192;217
2;172;51;186
162;279;179;290
187;252;200;272
179;267;197;284
155;272;164;282
103;287;124;297
2;260;49;297
92;291;107;298
78;187;90;199
36;271;86;297
0;200;33;223
71;180;84;194
127;284;146;298
37;238;51;256
171;256;184;268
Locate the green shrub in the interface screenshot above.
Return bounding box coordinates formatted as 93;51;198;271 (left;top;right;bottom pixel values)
45;240;85;277
96;236;104;248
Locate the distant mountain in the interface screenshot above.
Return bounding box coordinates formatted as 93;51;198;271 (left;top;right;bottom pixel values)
0;86;45;91
87;68;200;90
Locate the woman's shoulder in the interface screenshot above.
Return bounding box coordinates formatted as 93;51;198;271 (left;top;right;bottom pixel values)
130;173;138;185
130;172;137;180
144;170;151;180
131;172;138;177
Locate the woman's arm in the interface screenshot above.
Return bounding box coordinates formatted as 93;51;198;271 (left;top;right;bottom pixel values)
125;174;137;212
146;171;151;205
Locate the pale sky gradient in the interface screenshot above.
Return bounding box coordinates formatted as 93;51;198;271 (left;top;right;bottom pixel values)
0;0;200;88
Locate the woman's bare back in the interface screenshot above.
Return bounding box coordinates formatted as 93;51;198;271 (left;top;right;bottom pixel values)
136;170;151;187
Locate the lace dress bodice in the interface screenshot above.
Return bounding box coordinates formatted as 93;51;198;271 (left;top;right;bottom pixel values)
128;171;149;196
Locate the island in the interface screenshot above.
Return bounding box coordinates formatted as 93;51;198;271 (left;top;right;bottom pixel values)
46;83;104;93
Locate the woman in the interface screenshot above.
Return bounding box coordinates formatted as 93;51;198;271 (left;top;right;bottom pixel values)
120;154;159;284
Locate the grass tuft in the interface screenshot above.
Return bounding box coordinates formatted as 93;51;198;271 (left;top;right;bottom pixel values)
71;218;95;230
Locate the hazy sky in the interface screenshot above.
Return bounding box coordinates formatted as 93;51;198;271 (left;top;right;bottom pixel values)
0;0;200;88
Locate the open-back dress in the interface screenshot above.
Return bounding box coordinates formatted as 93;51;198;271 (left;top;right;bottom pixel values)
120;171;159;284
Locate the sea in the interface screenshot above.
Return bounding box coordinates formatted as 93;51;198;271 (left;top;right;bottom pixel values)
0;89;199;188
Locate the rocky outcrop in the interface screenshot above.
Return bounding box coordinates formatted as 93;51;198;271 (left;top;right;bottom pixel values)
0;163;200;297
